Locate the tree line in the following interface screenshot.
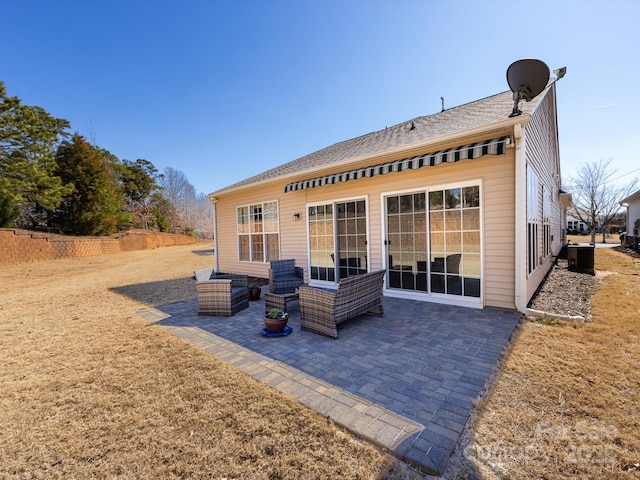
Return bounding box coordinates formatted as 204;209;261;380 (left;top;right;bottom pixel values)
0;81;212;237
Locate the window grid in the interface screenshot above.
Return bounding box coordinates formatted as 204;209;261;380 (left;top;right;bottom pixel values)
428;186;481;298
308;204;335;281
543;187;551;258
385;184;480;298
237;201;279;262
308;200;367;282
527;167;540;274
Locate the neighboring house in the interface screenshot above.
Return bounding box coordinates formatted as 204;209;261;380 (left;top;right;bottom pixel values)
566;216;592;234
208;81;568;313
620;189;640;249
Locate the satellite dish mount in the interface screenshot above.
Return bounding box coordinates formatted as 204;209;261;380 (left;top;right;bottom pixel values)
506;59;550;117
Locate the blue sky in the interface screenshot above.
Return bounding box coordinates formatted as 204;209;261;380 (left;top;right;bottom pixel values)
2;0;638;195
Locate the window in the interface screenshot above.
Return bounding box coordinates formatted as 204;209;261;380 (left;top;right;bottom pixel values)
543;187;551;258
237;201;279;262
527;168;540;274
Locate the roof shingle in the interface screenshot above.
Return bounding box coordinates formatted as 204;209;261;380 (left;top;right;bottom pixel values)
212;88;545;194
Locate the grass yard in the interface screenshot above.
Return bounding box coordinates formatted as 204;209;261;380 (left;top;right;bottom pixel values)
447;247;640;479
0;245;416;479
1;243;638;479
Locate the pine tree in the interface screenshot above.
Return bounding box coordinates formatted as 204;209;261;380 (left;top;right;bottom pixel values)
113;158;161;229
0;81;72;227
53;135;126;235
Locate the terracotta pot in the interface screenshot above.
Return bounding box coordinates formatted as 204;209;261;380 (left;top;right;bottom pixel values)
248;287;261;301
264;317;288;333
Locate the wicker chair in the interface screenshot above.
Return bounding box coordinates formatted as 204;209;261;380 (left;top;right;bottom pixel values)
299;270;386;339
268;259;304;294
194;269;249;316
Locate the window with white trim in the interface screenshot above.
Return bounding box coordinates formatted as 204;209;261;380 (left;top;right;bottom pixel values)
237;201;279;262
543;187;551;258
527;167;539;275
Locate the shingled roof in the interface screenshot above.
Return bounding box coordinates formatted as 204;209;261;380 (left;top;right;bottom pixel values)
211;87;547;195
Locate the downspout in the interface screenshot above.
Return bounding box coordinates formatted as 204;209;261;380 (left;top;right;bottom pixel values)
210;197;219;273
512;124;584;321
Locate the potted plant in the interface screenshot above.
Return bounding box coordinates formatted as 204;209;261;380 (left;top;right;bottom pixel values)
248;282;261;301
264;308;288;333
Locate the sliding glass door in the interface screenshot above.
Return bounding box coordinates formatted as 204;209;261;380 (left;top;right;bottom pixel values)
386;193;428;291
384;185;481;300
308;199;367;283
428;186;481;297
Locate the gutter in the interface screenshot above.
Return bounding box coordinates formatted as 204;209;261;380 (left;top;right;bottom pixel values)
512;123;585;322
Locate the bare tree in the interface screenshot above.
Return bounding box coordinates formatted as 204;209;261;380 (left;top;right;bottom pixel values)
567;158;637;244
158;167;189;233
191;193;214;239
159;167;190;208
159;167;212;237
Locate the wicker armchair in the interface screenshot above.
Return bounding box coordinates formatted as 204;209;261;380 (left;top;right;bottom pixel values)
299;270;385;339
268;259;304;294
194;269;249;316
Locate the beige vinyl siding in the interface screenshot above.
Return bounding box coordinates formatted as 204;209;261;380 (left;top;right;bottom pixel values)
277;195;308;268
523;84;563;302
215;134;517;309
482;155;516;309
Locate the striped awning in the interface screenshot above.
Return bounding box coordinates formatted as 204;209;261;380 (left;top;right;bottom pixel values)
284;136;511;193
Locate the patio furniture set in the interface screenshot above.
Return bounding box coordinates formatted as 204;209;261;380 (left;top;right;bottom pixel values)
194;260;385;339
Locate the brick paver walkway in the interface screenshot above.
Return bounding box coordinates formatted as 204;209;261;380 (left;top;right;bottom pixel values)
139;292;520;476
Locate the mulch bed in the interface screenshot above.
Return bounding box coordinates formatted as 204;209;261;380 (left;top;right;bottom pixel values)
527;258;595;320
528;246;639;320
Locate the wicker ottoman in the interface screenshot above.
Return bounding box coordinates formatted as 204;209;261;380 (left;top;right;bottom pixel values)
264;292;299;312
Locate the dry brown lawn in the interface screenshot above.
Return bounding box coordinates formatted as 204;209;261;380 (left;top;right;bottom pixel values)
447;247;640;479
3;243;639;479
0;245;417;479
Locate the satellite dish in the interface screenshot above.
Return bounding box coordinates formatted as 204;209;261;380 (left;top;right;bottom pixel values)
506;59;550;117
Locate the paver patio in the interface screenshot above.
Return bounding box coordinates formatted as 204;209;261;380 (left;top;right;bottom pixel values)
139;291;520;476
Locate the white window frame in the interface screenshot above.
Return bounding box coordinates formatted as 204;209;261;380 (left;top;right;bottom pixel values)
306;195;370;288
380;178;484;309
543;186;551;259
237;200;279;263
527;167;540;275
